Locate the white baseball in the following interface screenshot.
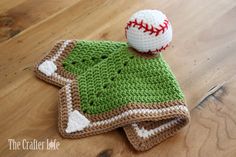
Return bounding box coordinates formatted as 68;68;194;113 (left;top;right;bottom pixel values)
125;10;172;54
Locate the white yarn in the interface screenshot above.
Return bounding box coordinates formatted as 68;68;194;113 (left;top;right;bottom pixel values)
65;110;90;133
126;10;172;53
50;40;72;62
87;105;188;127
38;60;57;76
132;118;180;138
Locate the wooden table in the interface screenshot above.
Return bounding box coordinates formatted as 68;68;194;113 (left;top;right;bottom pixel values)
1;0;236;156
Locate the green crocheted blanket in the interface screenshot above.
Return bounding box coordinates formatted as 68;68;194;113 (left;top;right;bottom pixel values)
62;41;184;115
35;40;190;152
62;41;127;76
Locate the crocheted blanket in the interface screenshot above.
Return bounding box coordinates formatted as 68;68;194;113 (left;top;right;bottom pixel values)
35;40;190;151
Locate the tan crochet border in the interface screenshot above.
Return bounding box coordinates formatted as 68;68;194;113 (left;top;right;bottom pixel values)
123;117;189;151
34;40;77;87
34;40;190;151
58;80;189;137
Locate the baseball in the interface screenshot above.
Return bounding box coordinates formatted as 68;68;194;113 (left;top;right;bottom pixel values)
125;10;172;54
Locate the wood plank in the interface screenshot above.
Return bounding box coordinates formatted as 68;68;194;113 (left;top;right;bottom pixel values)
0;0;27;14
0;0;80;42
0;0;236;156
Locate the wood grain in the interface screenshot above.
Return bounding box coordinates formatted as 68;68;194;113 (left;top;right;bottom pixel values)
0;0;236;156
0;0;79;42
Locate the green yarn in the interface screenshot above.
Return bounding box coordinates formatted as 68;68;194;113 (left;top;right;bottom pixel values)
62;41;184;115
63;40;127;75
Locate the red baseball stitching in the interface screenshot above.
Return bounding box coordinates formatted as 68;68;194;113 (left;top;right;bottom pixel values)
144;44;169;54
125;18;169;38
125;18;170;53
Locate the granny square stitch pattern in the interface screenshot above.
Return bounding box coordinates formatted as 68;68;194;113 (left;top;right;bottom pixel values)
35;40;190;151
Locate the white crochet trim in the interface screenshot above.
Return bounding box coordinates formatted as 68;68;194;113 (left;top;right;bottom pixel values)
38;40;73;83
50;40;72;62
38;60;57;76
126;10;172;52
88;106;188;128
52;73;72;84
65;84;73;113
64;83;189;133
132;118;181;138
65;110;91;133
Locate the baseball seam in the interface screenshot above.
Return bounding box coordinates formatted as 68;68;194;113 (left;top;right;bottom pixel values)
145;44;169;54
125;18;170;53
125;18;169;37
